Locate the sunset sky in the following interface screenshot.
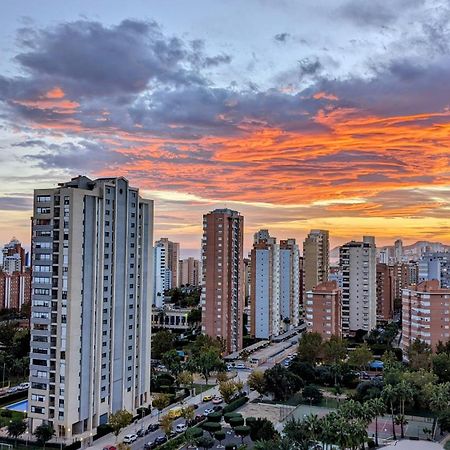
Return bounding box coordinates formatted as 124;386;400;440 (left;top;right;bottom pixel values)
0;0;449;256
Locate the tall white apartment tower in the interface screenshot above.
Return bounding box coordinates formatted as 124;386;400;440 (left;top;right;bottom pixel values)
28;176;153;439
250;230;280;339
153;242;170;307
279;239;300;329
339;236;377;335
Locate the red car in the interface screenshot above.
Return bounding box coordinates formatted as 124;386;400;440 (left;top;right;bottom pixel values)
103;446;116;450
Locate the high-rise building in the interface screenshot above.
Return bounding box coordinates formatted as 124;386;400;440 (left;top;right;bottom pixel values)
394;239;403;263
250;230;280;339
402;280;450;352
201;208;244;354
376;263;394;322
28;176;153;439
279;238;300;329
155;238;180;288
340;236;377;335
153;242;170;307
418;253;450;288
179;257;201;287
0;238;31;311
305;281;341;338
303;230;329;293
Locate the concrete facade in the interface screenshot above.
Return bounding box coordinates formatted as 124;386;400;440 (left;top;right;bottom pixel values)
28;176;153;439
201;209;244;354
340;236;377;335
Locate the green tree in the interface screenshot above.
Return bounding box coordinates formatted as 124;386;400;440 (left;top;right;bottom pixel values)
408;338;432;370
248;370;266;396
365;397;386;447
7;419;27;443
196;436;215;450
302;385;323;405
214;430;226;446
348;343;373;371
426;382;450;439
109;410;133;441
382;384;398;440
152;330;175;359
432;352;450;383
152;393;170;419
191;335;223;357
297;332;323;365
394;380;415;438
219;380;238;403
187;308;201;326
181;405;195;425
264;364;303;401
33;424;55;448
161;349;183;379
248;418;278;442
177;370;194;392
234;425;251;444
202;421;222;437
193;348;224;385
159;414;174;437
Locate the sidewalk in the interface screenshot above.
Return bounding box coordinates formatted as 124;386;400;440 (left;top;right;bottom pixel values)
86;384;221;450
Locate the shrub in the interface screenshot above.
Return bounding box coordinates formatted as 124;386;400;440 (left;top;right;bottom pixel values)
223;396;248;414
207;412;222;422
94;423;113;439
245;416;257;426
229;416;245;427
224;412;242;424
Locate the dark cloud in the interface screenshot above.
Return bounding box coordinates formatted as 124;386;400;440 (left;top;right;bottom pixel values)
24;140;132;171
274;32;290;43
4;19;232;101
0;196;32;211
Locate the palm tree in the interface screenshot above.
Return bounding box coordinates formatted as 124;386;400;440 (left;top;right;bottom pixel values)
303;414;321;445
382;384;398;440
395;380;415;438
366;397;386;446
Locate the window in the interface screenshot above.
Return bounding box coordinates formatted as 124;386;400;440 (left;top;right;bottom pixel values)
37;195;51;203
34;288;50;295
35;242;51;249
37;207;51;214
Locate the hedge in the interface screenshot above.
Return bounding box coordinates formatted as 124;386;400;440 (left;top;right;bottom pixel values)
228;416;244;427
222;396;248;414
207;412;222;422
224;412;242;424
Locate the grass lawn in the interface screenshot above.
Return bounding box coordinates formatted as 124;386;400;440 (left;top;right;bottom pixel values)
192;383;214;395
0;410;26;427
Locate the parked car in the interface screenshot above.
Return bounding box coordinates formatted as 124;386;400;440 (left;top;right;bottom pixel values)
147;423;159;432
175;423;188;434
212;397;223;404
7;386;18;393
154;436;168;445
202;394;213;402
213;405;223;412
204;408;214;416
18;382;30;390
137;429;145;438
123;434;137;444
102;446;116;450
236;363;246;369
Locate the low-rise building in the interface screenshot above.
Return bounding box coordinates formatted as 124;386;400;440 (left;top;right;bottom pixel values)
305;281;341;338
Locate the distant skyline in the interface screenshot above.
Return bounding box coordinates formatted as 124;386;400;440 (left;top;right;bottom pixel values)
1;0;450;254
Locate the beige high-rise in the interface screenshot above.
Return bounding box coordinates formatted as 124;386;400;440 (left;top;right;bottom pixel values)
303;230;330;293
201;209;244;354
179;257;200;286
155;238;180;288
28;176;153;440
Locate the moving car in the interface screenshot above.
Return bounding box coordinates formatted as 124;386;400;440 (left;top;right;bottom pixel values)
202;394;213;402
147;423;159;432
236;363;246;369
123;434;137;444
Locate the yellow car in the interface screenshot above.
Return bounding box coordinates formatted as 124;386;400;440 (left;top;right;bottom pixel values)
202;395;213;402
